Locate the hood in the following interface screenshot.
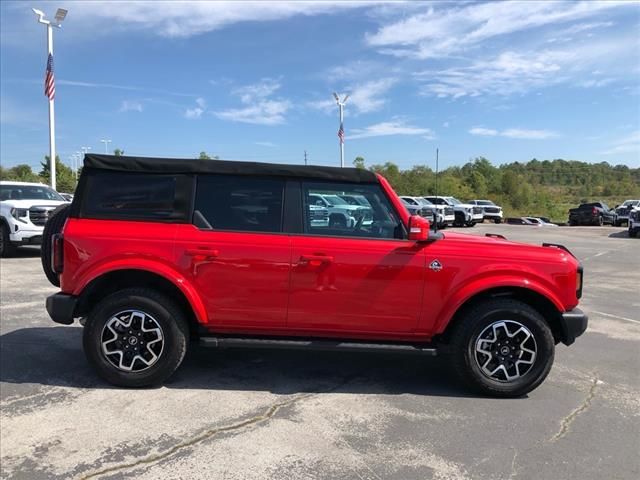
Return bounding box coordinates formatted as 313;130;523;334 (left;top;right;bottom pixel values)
442;231;577;263
1;199;67;209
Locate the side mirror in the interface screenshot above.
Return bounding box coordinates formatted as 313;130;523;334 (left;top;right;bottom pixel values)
408;215;430;241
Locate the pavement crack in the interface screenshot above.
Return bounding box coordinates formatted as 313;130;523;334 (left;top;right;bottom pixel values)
79;393;313;480
549;374;600;442
79;376;358;480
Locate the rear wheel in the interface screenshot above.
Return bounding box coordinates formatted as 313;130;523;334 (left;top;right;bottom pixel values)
449;298;555;397
41;204;70;286
0;222;17;257
597;215;604;226
83;288;189;387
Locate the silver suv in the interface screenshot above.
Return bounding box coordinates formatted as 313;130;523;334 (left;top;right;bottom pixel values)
469;199;503;224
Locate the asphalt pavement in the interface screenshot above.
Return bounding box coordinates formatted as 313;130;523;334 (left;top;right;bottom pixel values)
1;224;638;479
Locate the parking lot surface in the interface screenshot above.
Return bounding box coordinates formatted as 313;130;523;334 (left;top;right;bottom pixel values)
1;225;638;479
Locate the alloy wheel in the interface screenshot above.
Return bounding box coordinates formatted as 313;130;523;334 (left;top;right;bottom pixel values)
474;320;537;382
101;310;164;372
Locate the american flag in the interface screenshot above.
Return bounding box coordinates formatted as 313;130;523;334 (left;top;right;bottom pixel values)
337;121;345;144
44;53;55;100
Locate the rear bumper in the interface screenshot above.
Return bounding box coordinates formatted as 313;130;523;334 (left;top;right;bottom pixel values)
46;293;77;325
559;308;588;345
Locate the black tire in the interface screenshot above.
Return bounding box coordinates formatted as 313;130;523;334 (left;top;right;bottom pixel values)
494;218;502;224
41;204;71;286
0;221;17;257
449;298;555;398
597;215;604;226
83;288;189;387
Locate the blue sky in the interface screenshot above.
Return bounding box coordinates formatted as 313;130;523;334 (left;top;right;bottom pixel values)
1;1;639;172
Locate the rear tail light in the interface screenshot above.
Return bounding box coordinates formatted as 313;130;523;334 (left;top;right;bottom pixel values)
52;233;64;274
592;207;598;216
576;266;583;299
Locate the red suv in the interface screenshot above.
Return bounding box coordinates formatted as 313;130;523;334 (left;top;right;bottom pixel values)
44;155;587;397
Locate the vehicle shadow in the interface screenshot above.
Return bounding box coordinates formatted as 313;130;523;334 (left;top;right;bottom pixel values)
8;247;41;258
0;327;493;399
608;230;633;239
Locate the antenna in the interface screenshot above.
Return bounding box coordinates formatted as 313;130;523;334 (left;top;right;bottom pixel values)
434;148;439;233
304;150;308;166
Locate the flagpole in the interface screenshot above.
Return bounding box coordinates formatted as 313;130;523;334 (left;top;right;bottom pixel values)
339;103;344;168
32;7;67;191
47;23;56;190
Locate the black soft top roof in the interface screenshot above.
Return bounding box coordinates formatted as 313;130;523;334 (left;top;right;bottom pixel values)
83;154;378;184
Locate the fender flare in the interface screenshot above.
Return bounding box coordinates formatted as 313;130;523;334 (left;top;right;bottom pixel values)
433;276;565;335
73;259;208;324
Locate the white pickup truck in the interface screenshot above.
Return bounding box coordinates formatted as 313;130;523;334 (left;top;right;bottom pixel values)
629;207;640;238
424;196;484;227
0;181;68;257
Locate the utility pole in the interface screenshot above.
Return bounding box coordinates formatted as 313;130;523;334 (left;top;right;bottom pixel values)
304;150;308;166
32;7;67;191
333;92;349;168
100;139;112;154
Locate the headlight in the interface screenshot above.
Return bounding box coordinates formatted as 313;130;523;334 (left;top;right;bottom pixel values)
10;208;28;222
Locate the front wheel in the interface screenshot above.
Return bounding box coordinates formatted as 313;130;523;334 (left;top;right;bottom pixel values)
83;288;189;387
449;299;555;397
0;222;17;257
493;218;502;224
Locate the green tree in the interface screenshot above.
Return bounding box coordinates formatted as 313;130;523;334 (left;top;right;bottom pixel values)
1;164;40;182
113;148;124;156
39;155;77;192
198;151;219;160
353;156;366;169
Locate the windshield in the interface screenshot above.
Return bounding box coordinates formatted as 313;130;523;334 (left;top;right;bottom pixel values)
477;200;495;206
0;184;64;201
623;200;640;207
417;198;433;206
402;197;418;205
447;197;461;205
323;195;349;206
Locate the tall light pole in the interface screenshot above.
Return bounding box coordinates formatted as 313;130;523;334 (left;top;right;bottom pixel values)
32;7;67;191
333;92;349;168
100;139;112;154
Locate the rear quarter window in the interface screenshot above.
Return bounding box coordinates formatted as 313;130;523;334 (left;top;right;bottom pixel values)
79;171;193;221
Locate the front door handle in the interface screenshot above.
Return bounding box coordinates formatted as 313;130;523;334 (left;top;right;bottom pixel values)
185;247;219;258
299;254;334;265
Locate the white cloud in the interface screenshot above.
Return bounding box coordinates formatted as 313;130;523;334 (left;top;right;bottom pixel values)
469;127;559;139
349;121;434;140
601;130;640;155
184;97;206;119
469;127;498;136
215;80;290;125
309;78;397;115
119;100;143;112
366;1;630;59
66;1;376;38
57;80;196;97
255;141;277;147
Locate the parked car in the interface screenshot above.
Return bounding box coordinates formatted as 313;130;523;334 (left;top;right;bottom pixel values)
614;200;640;226
44;154;587;397
568;202;616;226
400;196;444;227
309;193;372;228
0;181;68;257
59;193;74;202
524;217;558;227
468;200;503;224
628;207;640;238
424;196;483;227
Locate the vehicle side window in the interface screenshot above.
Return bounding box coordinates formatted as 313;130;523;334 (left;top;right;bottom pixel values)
302;182;403;240
194;175;285;233
80;171;192;221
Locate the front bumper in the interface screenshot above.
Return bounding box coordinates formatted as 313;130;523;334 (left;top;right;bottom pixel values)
46;292;77;325
559;308;588;345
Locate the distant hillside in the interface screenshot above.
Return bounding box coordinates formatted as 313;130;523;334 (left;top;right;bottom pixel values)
368;158;640;222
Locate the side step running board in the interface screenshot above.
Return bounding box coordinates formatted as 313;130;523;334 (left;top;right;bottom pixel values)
200;336;437;356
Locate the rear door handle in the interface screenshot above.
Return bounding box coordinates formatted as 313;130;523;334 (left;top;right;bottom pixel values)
299;254;334;265
185;247;219;258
